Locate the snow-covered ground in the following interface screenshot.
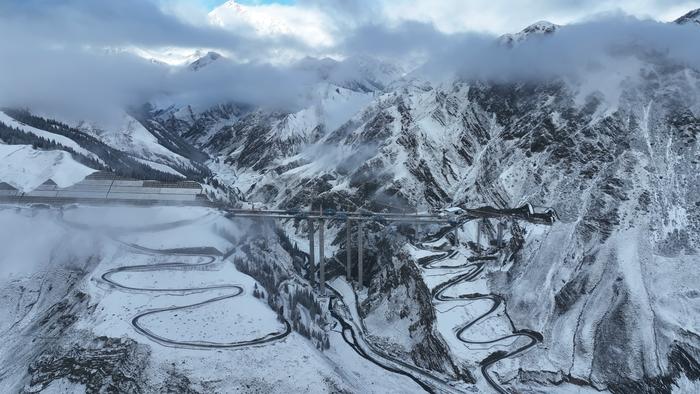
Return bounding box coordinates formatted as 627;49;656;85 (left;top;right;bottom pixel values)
76;114;188;165
133;157;185;178
0;111;101;162
406;222;609;393
0;144;96;192
328;278;462;393
0;204;433;393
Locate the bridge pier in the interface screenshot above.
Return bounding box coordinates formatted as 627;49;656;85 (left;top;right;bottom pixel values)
357;221;364;290
319;219;325;295
308;222;315;286
415;210;421;239
476;220;482;251
497;221;506;248
346;219;352;281
453;225;459;246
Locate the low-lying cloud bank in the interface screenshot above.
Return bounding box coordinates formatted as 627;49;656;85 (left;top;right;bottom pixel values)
0;0;699;118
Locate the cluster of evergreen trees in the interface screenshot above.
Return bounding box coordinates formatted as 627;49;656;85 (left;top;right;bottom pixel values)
287;287;324;321
286;287;330;351
0;109;203;182
288;301;330;351
274;227;307;273
0;121;105;170
233;249;331;351
252;283;265;299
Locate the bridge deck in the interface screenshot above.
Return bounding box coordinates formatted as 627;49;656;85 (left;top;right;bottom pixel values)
0;171;210;207
0;172;556;224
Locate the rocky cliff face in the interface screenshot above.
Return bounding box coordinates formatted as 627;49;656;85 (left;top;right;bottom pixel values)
146;46;700;390
357;228;465;380
482;63;700;389
0;251;153;393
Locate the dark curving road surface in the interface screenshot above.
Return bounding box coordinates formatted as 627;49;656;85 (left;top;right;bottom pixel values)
318;258;460;392
418;238;542;393
99;242;291;349
327;293;439;393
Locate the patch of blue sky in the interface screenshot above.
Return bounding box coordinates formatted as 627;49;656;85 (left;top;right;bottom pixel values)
200;0;295;10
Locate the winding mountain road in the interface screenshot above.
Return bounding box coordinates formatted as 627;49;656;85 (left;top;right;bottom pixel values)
325;221;542;393
326;284;455;393
418;240;542;393
58;211;292;350
101;245;291;349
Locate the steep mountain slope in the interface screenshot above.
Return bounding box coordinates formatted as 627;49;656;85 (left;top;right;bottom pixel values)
0;109;210;185
188;51;222;71
141;18;700;391
499;20;560;46
675;9;700;25
0;144;96;192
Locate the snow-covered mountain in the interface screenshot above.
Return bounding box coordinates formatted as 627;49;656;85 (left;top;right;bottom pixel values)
145;13;700;392
675;8;700;25
296;55;405;93
188;51;222;71
498;20;560;46
0;108;210;186
2;8;700;394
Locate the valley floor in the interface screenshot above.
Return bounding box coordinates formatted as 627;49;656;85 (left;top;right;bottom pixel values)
0;204;424;393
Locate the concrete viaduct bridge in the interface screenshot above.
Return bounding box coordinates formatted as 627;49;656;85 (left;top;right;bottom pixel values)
225;204;556;295
0;172;556;295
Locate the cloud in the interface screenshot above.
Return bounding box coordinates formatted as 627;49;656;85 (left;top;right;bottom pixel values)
0;0;318;118
0;44;319;120
328;0;700;34
207;0;337;48
455;15;700;81
339;12;700;84
0;0;310;58
0;0;699;119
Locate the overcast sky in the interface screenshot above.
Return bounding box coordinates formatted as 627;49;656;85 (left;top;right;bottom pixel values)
3;0;699;65
0;0;699;118
193;0;700;33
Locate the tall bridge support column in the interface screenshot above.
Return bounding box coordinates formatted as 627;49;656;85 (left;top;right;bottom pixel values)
453;225;459;246
476;220;482;250
319;219;325;295
308;222;315;287
357;221;364;290
346;219;352;282
415;211;421;239
497;221;505;248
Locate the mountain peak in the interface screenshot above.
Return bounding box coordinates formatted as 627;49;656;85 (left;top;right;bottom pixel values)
674;8;700;25
521;20;559;35
294;55;403;93
499;20;559;46
188;51;223;71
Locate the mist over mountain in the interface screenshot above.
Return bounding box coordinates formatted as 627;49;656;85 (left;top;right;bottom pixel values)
1;1;700;393
2;1;699;118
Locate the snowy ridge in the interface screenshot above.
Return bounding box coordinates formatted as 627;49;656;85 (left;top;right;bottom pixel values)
188;51;222;71
674;8;700;25
75;114;194;170
498;20;559;46
161;49;700;391
0;111;102;163
0;144;96;192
